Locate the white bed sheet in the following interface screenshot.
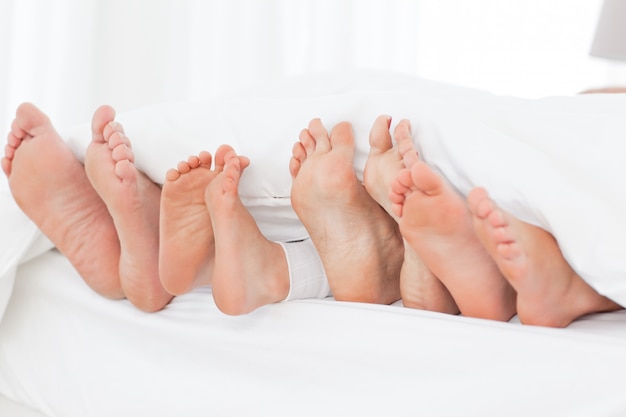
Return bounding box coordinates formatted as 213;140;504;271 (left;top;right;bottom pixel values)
0;394;47;417
2;71;626;416
1;250;626;417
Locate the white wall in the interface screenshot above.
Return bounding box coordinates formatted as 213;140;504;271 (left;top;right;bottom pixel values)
0;0;621;136
414;0;615;97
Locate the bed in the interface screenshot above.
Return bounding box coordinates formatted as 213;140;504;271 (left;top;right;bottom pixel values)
1;71;626;417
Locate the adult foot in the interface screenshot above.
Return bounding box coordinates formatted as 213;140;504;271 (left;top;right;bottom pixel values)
3;103;123;298
390;132;516;321
468;187;622;327
85;106;171;312
400;238;459;313
363;115;405;217
159;146;249;295
290;118;403;304
364;116;458;313
205;151;289;315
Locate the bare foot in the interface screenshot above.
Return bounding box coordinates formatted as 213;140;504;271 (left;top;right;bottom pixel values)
205;151;289;315
2;103;123;298
390;133;516;321
290;118;403;304
468;187;622;327
399;238;459;313
159;146;249;295
363;115;405;217
364;116;458;314
85;106;171;312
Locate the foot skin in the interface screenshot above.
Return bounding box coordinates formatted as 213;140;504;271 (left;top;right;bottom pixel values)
364;116;458;314
290;118;403;304
363;115;405;218
468;187;623;327
2;103;123;299
399;238;459;313
159;146;249;295
205;151;290;315
85;106;171;312
390;132;516;321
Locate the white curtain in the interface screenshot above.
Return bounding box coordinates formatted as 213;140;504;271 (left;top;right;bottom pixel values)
0;0;618;136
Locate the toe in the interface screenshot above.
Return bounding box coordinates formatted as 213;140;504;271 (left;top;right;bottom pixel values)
289;156;302;178
176;160;191;174
4;143;16;160
214;145;235;170
1;157;10;176
308;118;331;153
14;103;52;137
487;207;507;229
368;114;393;154
394;120;418;167
198;151;213;167
298;129;316;156
111;143;134;163
107;131;131;150
467;187;490;216
103;121;126;144
329;121;355;152
187;155;201;169
165;168;181;182
114;159;137;183
91;105;116;143
7;132;22;148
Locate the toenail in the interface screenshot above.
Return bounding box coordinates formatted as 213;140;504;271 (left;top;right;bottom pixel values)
108;121;118;128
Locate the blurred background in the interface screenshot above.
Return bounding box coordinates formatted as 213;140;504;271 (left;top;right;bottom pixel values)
1;0;624;135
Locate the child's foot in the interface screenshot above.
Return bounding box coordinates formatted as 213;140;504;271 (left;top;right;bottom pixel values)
205;151;289;315
3;103;123;298
159;146;249;295
468;187;622;327
85;106;171;312
364;116;458;313
390;134;516;321
290;119;403;304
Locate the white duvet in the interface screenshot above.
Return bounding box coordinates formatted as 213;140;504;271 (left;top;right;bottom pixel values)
1;70;626;322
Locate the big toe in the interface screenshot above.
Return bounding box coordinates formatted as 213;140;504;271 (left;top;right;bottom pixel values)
308;118;332;153
91;105;116;142
368;115;393;154
329;121;356;156
13;103;52;137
